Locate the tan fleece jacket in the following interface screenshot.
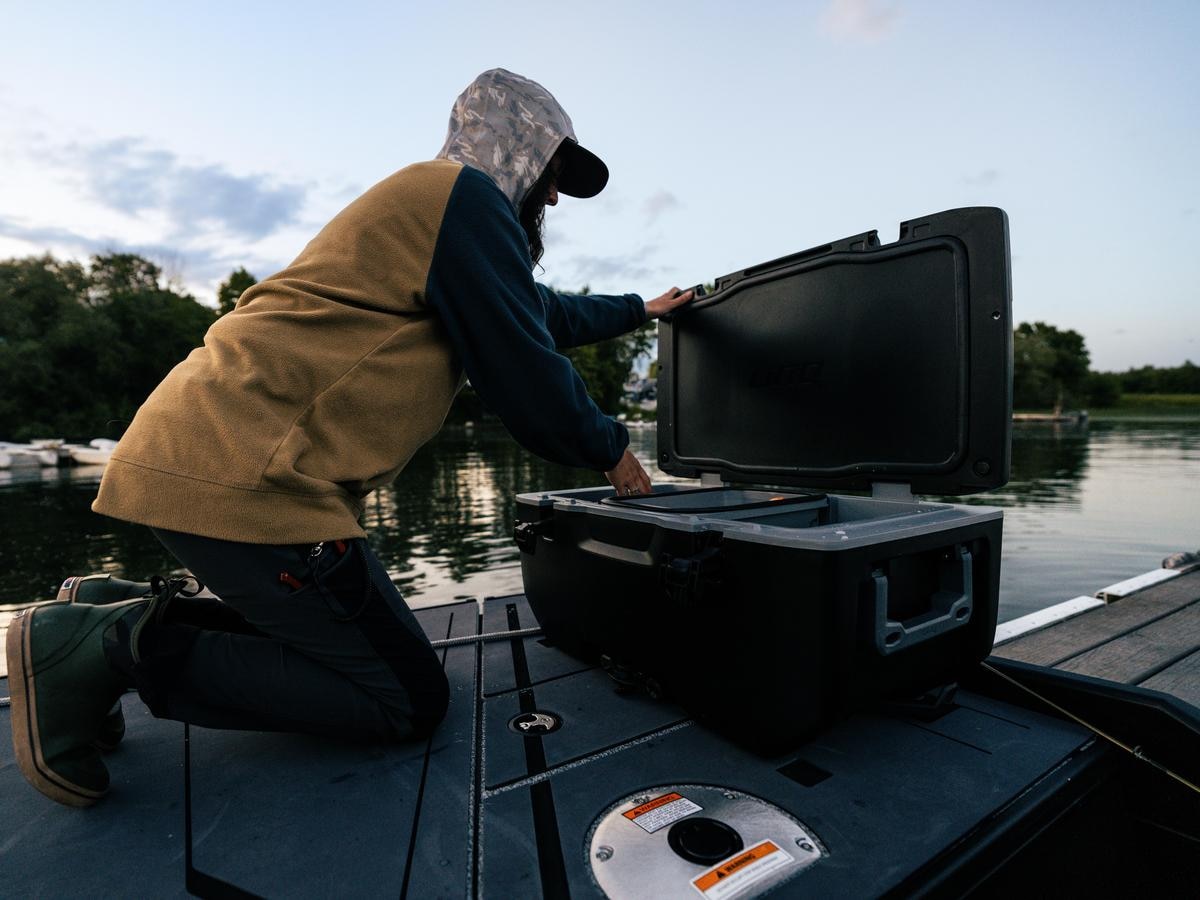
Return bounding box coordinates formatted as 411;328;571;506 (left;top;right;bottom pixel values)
93;160;467;543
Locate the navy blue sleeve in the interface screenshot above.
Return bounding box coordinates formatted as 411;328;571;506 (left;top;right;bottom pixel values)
535;285;646;349
424;167;629;471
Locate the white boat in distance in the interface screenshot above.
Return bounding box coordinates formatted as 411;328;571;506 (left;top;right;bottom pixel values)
0;442;60;468
67;439;118;466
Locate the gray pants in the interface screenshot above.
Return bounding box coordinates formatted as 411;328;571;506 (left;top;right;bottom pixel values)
138;528;448;742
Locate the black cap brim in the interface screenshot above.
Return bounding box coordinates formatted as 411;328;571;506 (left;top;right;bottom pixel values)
555;139;609;199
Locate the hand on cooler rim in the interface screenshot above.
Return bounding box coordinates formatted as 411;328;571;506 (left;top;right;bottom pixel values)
606;449;652;496
644;287;695;319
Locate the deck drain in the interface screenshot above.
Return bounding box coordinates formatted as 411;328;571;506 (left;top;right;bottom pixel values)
508;710;563;735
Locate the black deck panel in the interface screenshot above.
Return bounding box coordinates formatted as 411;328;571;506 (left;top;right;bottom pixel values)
497;692;1090;899
184;727;425;896
402;600;480;899
476;783;542;897
180;599;479;897
0;601;479;898
481;594;593;696
0;699;186;897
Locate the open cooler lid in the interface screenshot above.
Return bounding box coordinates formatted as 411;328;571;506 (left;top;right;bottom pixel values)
657;207;1012;495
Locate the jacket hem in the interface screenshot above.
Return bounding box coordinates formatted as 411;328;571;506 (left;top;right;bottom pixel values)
93;458;366;544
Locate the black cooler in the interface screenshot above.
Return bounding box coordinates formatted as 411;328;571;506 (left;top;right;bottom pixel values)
516;207;1013;753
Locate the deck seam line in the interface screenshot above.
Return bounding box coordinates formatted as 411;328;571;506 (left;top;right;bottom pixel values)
951;700;1033;730
482;663;599;699
482;719;695;798
399;611;455;900
1129;642;1200;687
470;609;484;900
903;720;994;755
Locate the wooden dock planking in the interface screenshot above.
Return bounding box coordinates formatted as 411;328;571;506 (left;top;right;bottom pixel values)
1140;649;1200;708
993;569;1200;708
993;570;1200;668
1055;601;1200;683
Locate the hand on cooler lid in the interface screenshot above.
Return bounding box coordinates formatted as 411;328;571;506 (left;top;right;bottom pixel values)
605;449;652;496
644;287;695;320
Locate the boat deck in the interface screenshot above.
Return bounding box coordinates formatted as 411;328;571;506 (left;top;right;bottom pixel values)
4;582;1198;897
993;568;1200;708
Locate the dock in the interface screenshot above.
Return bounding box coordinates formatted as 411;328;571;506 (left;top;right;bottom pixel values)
1011;411;1088;425
992;564;1200;708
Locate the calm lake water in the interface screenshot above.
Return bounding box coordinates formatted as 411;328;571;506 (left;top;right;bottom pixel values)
1;421;1197;627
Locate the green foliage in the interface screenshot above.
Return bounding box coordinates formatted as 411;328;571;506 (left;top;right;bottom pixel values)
0;253;216;440
217;266;258;315
1088;393;1200;421
1084;371;1122;407
1113;361;1200;394
1012;321;1091;410
1013;321;1200;410
86;253;163;304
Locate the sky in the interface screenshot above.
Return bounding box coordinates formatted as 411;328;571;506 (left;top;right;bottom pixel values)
1;0;1197;372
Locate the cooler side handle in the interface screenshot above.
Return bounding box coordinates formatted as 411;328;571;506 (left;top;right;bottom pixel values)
560;510;669;568
575;535;665;567
872;546;974;656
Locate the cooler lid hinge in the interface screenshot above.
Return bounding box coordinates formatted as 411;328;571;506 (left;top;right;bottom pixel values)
699;472;725;487
871;481;915;503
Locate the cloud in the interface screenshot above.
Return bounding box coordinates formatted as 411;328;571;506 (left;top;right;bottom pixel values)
820;0;900;43
962;169;1001;186
68;138;305;241
0;215;279;289
0;130;305;296
643;190;680;223
563;244;662;285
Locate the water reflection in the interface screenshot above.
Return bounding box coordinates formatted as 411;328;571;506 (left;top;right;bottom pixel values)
359;429;616;602
0;428;628;615
1;421;1197;625
973;420;1199;618
956;422;1091;509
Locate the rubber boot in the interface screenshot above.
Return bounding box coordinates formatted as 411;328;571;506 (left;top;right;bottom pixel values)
6;598;146;807
55;576;145;750
55;575;155;751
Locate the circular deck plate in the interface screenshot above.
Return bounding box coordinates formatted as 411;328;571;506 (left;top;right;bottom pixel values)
587;784;824;900
508;710;562;735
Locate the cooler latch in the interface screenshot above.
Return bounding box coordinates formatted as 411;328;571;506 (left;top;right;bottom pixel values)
514;519;553;554
660;541;723;607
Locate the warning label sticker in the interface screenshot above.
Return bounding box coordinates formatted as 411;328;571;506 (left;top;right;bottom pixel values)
692;840;794;899
621;792;703;834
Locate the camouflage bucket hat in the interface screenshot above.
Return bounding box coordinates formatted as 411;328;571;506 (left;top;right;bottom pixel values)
437;68;609;209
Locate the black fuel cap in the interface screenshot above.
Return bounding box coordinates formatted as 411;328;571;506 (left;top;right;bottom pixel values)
667;817;744;866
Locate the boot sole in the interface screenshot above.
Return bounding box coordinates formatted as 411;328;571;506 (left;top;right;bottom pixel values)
6;607;106;808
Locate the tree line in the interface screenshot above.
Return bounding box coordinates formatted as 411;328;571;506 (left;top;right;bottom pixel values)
0;254;216;440
0;253;652;440
1014;321;1198;410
